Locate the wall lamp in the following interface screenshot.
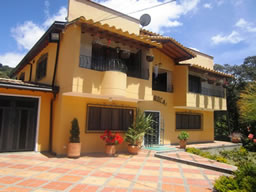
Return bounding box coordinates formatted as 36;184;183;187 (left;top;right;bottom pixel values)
49;32;60;42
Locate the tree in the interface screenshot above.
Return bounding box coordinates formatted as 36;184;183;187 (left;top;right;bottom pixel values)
214;56;256;137
238;82;256;123
0;64;13;78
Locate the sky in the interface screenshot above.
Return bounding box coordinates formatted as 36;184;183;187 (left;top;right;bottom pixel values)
0;0;255;68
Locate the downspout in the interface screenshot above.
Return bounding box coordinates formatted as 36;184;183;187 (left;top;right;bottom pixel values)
49;93;56;154
49;35;61;153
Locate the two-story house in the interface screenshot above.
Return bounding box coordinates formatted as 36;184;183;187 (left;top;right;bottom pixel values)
0;0;232;155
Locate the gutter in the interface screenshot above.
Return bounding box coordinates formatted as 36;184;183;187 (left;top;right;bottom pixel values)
0;83;56;93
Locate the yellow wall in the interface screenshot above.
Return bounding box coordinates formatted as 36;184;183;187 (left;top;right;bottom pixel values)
181;49;214;69
173;65;188;106
68;0;140;35
58;29;153;101
16;43;57;85
174;109;214;143
52;95;137;155
18;64;31;81
139;48;215;145
187;93;227;110
0;88;53;151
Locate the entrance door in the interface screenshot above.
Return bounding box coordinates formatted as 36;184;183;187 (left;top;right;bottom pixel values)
0;96;38;152
144;111;160;146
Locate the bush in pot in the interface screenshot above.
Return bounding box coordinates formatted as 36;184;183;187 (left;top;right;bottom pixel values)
178;131;189;149
67;118;81;158
100;130;123;156
125;110;154;154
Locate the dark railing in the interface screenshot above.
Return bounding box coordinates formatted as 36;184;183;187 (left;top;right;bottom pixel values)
201;87;225;98
80;55;128;73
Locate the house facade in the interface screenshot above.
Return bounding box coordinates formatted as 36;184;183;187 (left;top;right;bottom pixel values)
0;0;231;155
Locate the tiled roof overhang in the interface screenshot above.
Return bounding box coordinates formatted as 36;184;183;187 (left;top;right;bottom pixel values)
11;22;66;77
141;35;196;62
140;29;195;61
187;64;233;78
0;78;59;93
72;17;162;48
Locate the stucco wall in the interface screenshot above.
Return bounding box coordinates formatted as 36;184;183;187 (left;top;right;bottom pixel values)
68;0;140;35
16;43;57;85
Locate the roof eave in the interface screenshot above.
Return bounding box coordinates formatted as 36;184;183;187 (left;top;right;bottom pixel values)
11;21;66;77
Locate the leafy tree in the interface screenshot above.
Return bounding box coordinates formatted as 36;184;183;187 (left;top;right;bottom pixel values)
214;56;256;137
0;64;13;78
238;82;256;123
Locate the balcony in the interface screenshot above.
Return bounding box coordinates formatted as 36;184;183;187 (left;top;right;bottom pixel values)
173;69;227;110
80;55;128;74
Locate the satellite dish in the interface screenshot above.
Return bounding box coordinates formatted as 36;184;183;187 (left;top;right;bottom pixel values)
140;14;151;27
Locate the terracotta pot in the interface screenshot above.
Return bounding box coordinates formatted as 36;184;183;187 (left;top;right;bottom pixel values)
146;55;154;62
105;145;116;156
179;140;187;149
67;143;81;158
231;138;241;143
128;145;140;155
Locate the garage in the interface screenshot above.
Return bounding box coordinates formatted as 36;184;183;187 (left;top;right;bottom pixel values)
0;95;39;152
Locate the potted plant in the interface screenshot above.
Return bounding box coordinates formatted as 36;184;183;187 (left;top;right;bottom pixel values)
146;55;154;62
67;118;81;158
100;130;123;156
230;132;242;143
207;76;216;84
120;50;130;59
125;110;154;155
216;79;224;86
178;131;189;149
223;80;229;88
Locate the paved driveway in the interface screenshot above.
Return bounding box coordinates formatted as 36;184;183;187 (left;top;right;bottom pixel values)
0;150;226;192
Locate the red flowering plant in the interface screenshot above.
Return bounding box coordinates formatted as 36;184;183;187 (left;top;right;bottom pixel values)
100;130;124;145
248;133;254;140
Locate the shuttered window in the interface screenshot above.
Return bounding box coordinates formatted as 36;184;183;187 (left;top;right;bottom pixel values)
36;54;47;81
87;106;134;131
189;75;201;93
176;113;201;130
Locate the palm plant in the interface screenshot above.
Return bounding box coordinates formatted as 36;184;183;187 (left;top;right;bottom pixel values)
125;110;154;146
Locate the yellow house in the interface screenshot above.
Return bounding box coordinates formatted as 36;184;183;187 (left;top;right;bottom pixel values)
0;0;232;155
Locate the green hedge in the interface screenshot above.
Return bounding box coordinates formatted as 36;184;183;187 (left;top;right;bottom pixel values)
214;162;256;192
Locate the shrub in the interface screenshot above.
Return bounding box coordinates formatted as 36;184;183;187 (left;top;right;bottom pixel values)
177;131;189;140
220;147;250;165
186;148;228;163
214;162;256;192
70;118;80;143
186;147;201;155
242;137;256;152
214;175;239;192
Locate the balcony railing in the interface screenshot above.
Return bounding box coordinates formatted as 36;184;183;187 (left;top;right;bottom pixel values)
201;87;225;98
80;55;128;74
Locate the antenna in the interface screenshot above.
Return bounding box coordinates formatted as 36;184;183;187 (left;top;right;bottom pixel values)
139;14;151;27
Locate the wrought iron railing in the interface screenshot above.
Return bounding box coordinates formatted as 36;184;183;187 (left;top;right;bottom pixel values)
201;87;225;98
80;55;128;73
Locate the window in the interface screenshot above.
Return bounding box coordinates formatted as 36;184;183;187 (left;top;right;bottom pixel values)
87;105;134;131
19;72;25;81
189;75;201;93
152;69;172;92
176;113;201;130
36;54;47;81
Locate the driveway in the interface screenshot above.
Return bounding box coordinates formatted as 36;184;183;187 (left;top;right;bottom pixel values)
0;150;227;192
